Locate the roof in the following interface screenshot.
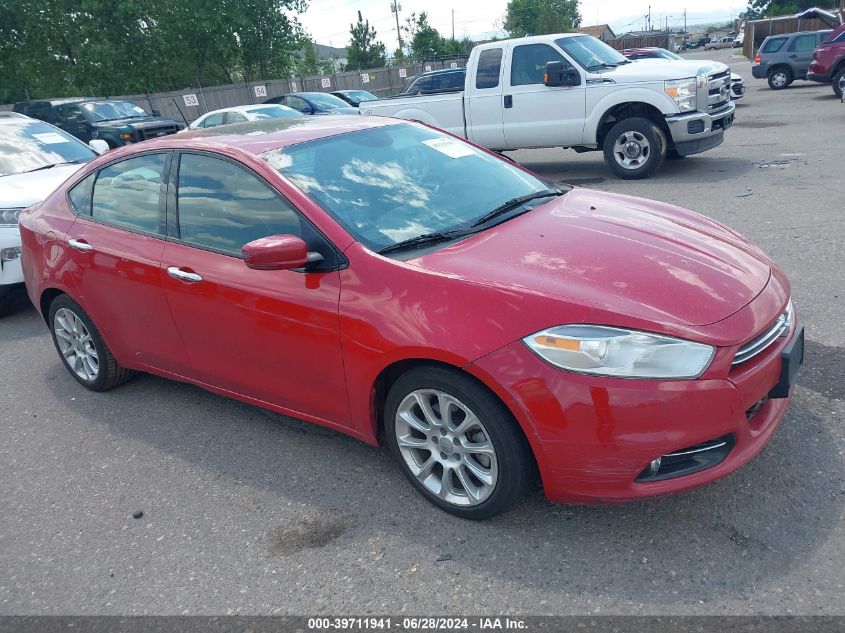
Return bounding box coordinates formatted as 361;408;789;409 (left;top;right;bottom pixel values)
576;24;615;38
132;115;399;156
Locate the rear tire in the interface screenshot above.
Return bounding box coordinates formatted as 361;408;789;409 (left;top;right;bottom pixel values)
833;67;845;99
602;117;667;180
767;68;792;90
48;295;134;391
385;366;532;520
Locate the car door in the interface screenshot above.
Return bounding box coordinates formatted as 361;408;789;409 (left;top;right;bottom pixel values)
502;42;586;148
466;46;508;149
160;151;349;424
787;34;818;77
61;105;93;142
63;152;189;373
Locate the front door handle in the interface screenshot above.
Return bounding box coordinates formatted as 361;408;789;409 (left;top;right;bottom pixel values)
167;266;203;283
68;238;93;252
504;95;513;108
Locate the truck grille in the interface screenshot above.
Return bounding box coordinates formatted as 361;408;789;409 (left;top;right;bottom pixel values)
732;302;793;365
707;70;731;112
137;125;178;141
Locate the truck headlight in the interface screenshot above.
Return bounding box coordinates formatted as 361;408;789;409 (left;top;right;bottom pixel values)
664;78;697;112
523;325;715;379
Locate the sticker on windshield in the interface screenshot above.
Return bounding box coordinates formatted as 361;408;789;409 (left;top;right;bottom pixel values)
422;138;476;159
33;132;69;144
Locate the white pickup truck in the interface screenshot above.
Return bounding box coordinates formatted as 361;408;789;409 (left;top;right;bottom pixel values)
361;33;736;179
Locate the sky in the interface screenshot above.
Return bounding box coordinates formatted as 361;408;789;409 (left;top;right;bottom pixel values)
299;0;749;50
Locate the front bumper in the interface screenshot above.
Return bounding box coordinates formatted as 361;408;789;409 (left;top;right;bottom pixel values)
0;226;24;289
467;312;800;505
665;101;735;156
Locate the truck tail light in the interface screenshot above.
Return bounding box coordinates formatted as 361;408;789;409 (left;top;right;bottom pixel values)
754;54;760;64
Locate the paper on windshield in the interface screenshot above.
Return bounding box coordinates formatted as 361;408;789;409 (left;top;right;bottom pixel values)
422;138;476;159
33;132;70;144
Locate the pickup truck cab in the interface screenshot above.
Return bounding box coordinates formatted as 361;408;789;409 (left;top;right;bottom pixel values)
362;33;736;179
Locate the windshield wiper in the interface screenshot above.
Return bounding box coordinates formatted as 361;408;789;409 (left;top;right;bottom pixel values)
470;189;563;228
23;159;86;173
378;228;473;255
587;62;619;71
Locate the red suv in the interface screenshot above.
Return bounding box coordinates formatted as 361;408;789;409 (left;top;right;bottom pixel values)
19;117;803;519
808;23;845;98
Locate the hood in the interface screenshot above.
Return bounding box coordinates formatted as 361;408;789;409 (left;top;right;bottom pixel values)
0;163;87;208
594;59;729;82
318;107;360;115
94;117;181;129
412;188;771;328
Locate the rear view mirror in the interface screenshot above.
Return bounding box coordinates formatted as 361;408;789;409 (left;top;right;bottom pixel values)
242;234;319;271
545;62;581;87
88;139;110;155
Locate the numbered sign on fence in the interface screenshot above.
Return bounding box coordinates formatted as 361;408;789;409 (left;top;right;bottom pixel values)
291;81;298;92
183;94;199;107
450;62;458;68
254;85;267;98
361;73;370;84
398;68;407;78
321;77;331;88
424;65;432;72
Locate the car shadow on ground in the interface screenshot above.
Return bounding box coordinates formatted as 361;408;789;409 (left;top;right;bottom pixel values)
2;296;44;342
42;335;844;606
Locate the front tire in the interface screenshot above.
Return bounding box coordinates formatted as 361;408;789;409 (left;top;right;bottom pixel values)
768;68;792;90
48;295;134;391
385;366;532;520
602;117;667;180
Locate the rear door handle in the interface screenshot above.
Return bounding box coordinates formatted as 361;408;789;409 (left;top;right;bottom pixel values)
167;266;203;283
68;238;93;252
504;95;513;108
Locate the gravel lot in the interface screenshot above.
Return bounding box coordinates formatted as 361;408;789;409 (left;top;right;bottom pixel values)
1;48;844;616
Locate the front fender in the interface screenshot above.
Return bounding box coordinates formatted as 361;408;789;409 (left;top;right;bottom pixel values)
584;87;679;145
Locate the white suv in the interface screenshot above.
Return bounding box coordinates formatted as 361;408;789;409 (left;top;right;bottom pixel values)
0;114;107;316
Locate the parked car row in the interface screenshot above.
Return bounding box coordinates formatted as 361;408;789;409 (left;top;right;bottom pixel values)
752;24;845;97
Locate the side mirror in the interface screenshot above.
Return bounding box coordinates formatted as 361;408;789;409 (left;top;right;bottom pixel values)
242;234;316;271
151;109;161;117
88;139;110;155
544;61;581;87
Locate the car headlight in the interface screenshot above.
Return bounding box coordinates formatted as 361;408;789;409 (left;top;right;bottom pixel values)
523;325;715;379
664;78;697;112
0;208;22;226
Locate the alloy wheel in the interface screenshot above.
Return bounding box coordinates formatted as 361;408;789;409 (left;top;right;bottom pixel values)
772;72;788;88
613;131;651;169
395;389;498;506
53;307;99;382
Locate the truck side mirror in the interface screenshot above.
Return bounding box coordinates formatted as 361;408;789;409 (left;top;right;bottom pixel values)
151;109;161;117
545;62;581;87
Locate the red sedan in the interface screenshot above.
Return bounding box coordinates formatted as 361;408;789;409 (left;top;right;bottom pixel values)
19;116;803;519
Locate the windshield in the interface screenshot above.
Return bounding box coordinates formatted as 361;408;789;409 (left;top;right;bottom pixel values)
556;35;627;69
301;93;350;109
262;124;553;252
345;91;377;101
246;105;300;119
658;50;684;60
82;101;149;121
0;120;95;177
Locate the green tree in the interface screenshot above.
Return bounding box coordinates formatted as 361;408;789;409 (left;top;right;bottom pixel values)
346;10;387;70
443;37;474;56
745;0;833;20
294;39;320;75
403;12;446;60
504;0;581;37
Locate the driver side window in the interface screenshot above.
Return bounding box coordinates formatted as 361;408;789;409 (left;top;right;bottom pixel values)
510;44;570;86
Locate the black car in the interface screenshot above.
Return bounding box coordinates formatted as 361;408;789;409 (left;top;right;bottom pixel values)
13;98;182;147
400;68;466;95
263;92;359;115
331;90;379;107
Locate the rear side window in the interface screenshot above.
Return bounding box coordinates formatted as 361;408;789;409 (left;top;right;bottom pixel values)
761;37;786;53
789;34;817;52
225;111;248;124
68;174;95;215
91;154;166;234
476;49;503;89
176;153;302;255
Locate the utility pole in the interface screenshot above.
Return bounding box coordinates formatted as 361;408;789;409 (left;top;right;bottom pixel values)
648;5;652;30
451;9;455;40
684;8;687;35
391;1;404;52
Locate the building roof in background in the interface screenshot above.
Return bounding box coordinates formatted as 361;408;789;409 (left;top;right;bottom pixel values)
314;43;347;58
576;24;616;38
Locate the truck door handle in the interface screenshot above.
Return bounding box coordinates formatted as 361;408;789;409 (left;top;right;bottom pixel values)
67;238;93;252
504;95;513;108
167;266;203;283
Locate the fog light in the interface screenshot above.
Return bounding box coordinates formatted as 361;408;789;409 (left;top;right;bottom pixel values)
649;457;662;475
1;246;21;262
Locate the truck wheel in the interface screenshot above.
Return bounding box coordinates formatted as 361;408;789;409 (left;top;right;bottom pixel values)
602;117;666;180
833;68;845;99
767;68;792;90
